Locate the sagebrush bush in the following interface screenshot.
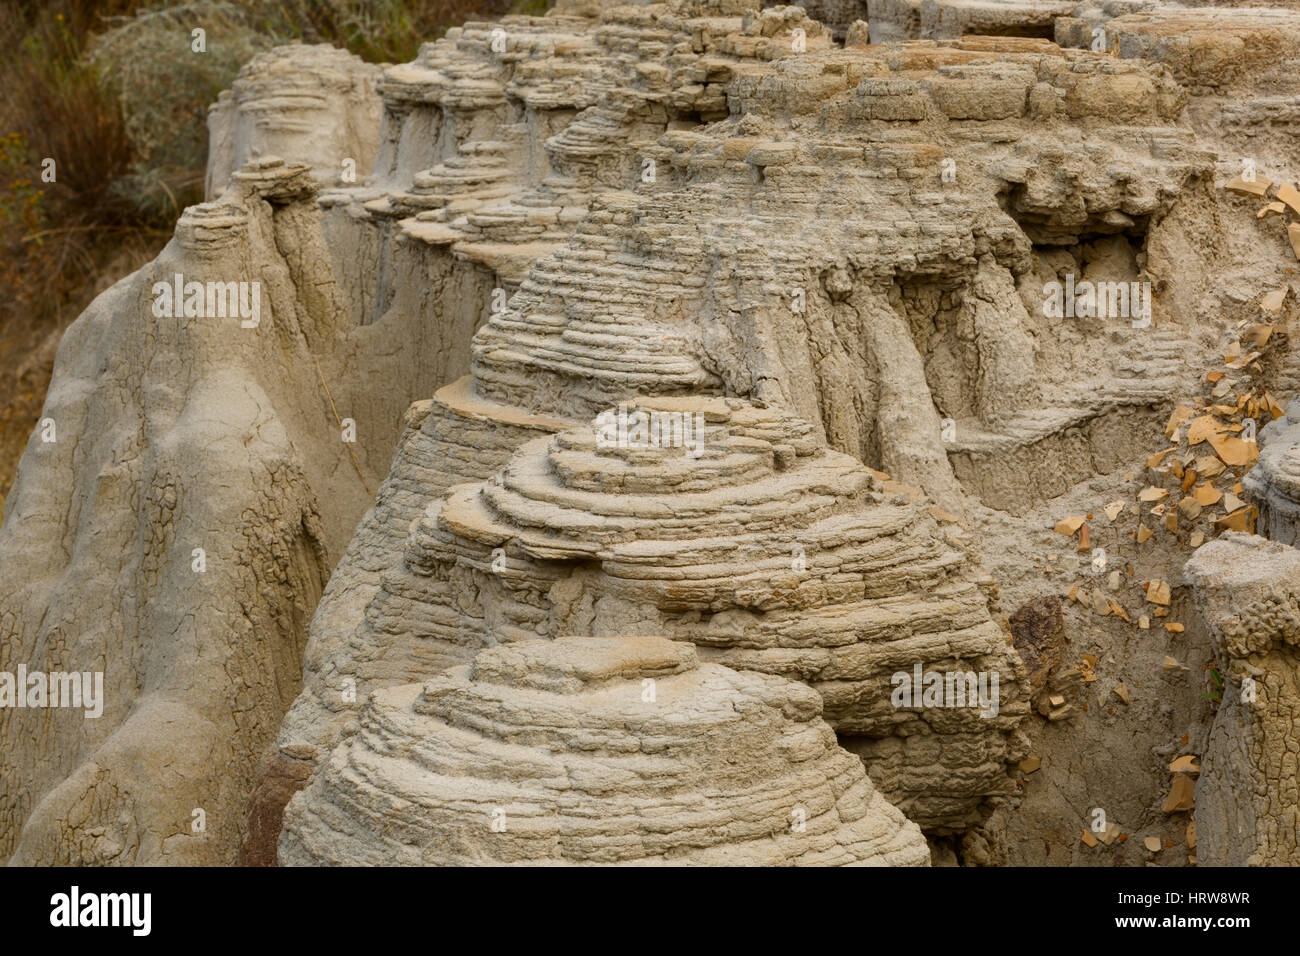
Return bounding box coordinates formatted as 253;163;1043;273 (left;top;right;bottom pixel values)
1;3;149;320
90;3;274;219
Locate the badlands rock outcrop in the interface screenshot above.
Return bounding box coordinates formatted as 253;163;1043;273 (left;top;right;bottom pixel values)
275;396;1029;839
256;0;1222;863
280;635;931;865
1245;397;1300;545
1186;534;1300;866
8;0;1300;868
0;147;476;863
0;159;341;864
206;44;384;200
866;0;1077;43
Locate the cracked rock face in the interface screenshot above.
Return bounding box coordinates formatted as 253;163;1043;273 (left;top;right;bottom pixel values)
0;160;338;865
0;152;491;865
279;635;931;865
1185;533;1300;866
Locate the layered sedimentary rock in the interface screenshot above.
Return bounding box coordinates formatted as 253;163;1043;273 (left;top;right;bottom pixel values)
454;29;1212;515
1185;533;1300;866
315;3;833;330
1245;397;1300;545
868;0;1077;43
206;44;384;199
258;0;1226;861
792;0;867;38
1058;3;1300;95
314;0;1216;516
12;0;1300;869
279;397;1029;838
280;635;931;865
278;3;1219;746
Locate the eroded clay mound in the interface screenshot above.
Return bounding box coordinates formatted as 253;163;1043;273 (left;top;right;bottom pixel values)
0;145;491;865
279;635;931;865
283;396;1030;834
0;160;340;865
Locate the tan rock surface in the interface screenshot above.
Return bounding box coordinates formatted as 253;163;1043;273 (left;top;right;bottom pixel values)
1245;397;1300;545
278;397;1030;839
206;44;384;199
8;0;1300;868
280;635;932;866
1185;533;1300;866
0;151;486;865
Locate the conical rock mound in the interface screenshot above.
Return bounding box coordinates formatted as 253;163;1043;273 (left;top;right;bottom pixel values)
279;635;931;866
298;397;1029;831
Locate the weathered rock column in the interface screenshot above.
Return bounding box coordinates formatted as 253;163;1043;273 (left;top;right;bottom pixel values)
1185;533;1300;866
856;287;966;506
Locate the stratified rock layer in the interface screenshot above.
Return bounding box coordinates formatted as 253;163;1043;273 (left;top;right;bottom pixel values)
319;1;1213;514
12;0;1300;869
1185;533;1300;866
279;635;931;865
261;0;1228;863
206;44;383;199
1245;397;1300;546
868;0;1076;43
281;396;1030;834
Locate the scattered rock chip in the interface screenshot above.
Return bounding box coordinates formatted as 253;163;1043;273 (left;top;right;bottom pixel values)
1163;774;1196;813
1145;579;1172;606
1227;176;1271;196
1055;515;1086;536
